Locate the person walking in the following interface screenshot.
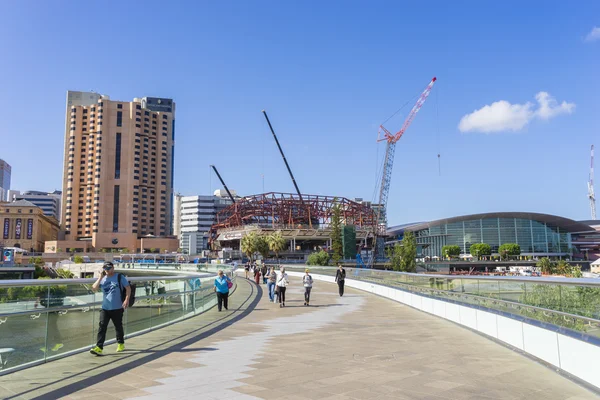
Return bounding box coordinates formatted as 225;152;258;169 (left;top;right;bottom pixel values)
276;266;289;308
261;264;268;284
244;263;250;279
267;266;277;302
254;265;262;284
303;269;313;306
90;262;131;356
335;263;346;297
214;270;231;312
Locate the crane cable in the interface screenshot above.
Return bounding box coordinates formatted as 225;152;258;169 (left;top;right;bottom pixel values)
436;85;441;176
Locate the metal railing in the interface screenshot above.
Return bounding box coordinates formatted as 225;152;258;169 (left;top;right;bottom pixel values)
0;268;235;374
286;266;600;340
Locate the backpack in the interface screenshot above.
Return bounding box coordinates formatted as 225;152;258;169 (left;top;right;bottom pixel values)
117;273;136;307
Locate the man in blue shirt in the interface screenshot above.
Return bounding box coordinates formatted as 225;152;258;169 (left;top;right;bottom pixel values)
213;270;231;312
90;262;131;355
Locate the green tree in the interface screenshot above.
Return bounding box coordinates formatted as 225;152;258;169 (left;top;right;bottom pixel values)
470;243;491;260
441;245;461;260
536;257;555;275
555;259;571;276
255;235;270;260
307;250;330;266
150;248;157;254
267;231;287;262
241;232;258;262
68;248;75;253
73;255;84;264
398;231;417;272
330;202;343;263
499;243;520;260
388;243;403;271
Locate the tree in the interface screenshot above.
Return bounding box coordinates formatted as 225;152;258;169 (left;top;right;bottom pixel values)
267;231;287;262
307;250;330;266
555;259;571;276
73;255;84;264
255;235;270;260
397;231;417;272
441;245;461;260
241;232;258;262
499;243;520;260
330;202;343;263
388;243;403;271
470;243;491;260
68;248;75;253
536;257;555;275
150;248;157;254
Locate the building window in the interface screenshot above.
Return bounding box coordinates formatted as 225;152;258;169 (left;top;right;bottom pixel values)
115;132;121;179
116;111;123;127
117;104;123;109
112;185;120;232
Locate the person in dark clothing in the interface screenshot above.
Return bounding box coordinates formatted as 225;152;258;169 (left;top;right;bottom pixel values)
261;265;268;284
335;263;346;297
303;269;313;306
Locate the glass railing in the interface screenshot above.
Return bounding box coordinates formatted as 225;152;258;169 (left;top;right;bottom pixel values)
287;266;600;339
0;270;235;374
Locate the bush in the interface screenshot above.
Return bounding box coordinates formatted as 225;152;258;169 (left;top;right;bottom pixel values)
307;250;330;266
73;255;84;264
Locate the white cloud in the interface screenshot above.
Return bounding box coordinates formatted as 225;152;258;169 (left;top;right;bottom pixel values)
458;92;575;134
585;26;600;42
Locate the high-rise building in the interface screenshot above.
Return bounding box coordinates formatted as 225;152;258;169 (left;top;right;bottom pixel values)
11;190;62;222
179;190;235;254
61;91;177;252
0;159;11;202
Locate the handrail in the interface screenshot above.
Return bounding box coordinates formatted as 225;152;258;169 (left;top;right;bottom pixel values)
286;266;600;287
0;274;215;288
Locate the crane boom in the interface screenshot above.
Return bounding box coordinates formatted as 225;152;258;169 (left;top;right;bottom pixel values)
262;110;303;202
377;77;437;223
210;165;236;204
589;145;596;220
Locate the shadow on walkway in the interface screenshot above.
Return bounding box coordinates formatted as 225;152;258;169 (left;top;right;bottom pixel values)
9;280;262;400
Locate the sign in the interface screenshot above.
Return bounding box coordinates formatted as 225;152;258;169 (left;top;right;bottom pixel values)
27;219;33;239
3;219;9;239
15;219;22;239
3;249;13;263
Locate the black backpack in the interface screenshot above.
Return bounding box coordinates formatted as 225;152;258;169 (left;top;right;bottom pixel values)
117;273;136;307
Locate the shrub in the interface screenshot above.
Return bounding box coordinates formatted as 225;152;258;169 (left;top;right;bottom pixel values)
307;250;330;266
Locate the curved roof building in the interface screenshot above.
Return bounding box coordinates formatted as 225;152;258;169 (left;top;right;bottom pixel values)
387;212;598;258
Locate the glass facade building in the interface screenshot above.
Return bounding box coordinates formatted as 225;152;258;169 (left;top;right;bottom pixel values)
388;213;596;258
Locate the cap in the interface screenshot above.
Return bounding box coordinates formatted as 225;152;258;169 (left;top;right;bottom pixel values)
103;261;114;268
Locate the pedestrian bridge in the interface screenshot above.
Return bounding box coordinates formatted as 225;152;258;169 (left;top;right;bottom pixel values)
0;266;598;399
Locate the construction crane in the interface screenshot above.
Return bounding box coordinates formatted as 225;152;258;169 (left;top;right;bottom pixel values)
210;165;236;204
589;145;596;220
371;77;437;263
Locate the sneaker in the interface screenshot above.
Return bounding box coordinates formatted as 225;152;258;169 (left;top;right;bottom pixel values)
283;303;285;307
51;343;64;352
39;347;47;353
279;304;283;308
116;343;125;352
304;302;307;306
90;346;103;356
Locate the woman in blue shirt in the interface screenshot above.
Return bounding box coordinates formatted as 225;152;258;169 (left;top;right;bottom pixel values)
214;270;232;311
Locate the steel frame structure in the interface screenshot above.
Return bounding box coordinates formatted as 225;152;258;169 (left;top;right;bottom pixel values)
209;192;379;244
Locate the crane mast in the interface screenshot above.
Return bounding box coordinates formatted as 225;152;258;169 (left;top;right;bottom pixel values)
210;165;236;204
589;145;596;220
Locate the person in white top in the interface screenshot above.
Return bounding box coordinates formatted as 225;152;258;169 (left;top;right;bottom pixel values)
303;269;313;306
276;266;289;308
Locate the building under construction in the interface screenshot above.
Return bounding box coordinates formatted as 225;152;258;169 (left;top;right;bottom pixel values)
209;192;379;259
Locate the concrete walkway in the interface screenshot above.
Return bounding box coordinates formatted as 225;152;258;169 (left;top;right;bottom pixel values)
0;276;596;400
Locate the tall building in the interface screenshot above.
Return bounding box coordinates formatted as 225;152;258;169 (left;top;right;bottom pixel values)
179;190;235;254
61;91;177;252
11;190;62;222
0;159;11;202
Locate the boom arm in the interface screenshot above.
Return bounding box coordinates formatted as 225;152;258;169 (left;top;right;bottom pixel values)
210;165;236;204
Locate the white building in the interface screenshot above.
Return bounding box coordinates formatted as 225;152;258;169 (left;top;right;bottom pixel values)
10;190;62;223
179;190;236;255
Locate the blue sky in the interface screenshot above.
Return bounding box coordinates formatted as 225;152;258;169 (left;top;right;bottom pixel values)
0;1;598;225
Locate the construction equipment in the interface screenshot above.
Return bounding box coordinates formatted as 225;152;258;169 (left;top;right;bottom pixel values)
210;165;236;204
262;110;303;202
589;145;596;220
371;77;437;264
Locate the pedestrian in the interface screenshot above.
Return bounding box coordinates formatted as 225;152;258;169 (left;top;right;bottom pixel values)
267;266;277;302
335;263;346;297
261;264;268;284
89;262;131;355
244;263;250;279
303;269;313;306
214;270;232;312
276;266;289;308
254;265;262;284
